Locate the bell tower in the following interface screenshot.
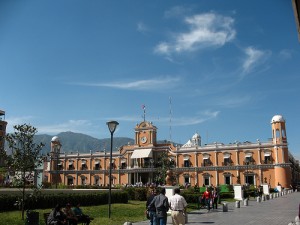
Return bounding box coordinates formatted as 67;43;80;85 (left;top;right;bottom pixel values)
271;115;290;188
271;115;287;144
135;121;157;147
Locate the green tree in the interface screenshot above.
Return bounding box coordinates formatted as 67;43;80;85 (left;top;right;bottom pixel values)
5;124;45;220
154;151;176;185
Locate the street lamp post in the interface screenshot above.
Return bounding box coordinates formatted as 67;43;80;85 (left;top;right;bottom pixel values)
106;120;119;219
51;136;61;189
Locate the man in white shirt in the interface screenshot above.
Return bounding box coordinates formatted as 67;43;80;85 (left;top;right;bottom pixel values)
168;188;188;225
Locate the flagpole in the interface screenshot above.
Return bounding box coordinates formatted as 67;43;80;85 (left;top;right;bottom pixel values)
142;104;146;122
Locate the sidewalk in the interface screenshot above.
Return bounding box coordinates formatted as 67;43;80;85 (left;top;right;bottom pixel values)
133;192;300;225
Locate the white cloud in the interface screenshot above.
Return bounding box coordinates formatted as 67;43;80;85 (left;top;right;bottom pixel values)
5;117;93;136
154;13;236;55
72;76;181;91
137;21;149;33
6;116;34;133
279;49;293;60
37;120;92;134
215;95;252;108
242;46;270;74
164;6;192;18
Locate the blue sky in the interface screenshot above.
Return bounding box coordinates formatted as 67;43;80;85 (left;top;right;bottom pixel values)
1;1;299;159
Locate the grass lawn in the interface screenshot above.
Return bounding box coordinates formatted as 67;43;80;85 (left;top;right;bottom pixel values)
0;201;147;225
0;200;231;225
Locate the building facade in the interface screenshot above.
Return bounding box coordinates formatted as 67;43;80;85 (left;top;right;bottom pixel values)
45;115;299;188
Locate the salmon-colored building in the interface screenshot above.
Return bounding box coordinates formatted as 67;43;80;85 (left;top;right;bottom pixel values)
45;115;300;188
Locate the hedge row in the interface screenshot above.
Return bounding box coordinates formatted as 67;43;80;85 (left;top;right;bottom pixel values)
182;192;234;203
0;191;128;212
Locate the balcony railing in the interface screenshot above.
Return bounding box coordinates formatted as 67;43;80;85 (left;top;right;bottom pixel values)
262;160;273;164
243;161;256;165
201;162;213;167
222;162;233;166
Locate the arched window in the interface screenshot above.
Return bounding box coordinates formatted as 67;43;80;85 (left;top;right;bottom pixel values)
67;176;74;186
183;173;190;184
80;176;86;185
94;176;100;185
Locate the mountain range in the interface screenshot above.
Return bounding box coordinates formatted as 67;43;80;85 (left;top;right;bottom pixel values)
33;131;135;155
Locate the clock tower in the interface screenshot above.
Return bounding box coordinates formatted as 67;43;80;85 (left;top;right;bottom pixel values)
135;121;157;147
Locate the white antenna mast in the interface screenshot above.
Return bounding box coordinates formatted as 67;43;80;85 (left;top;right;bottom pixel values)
169;97;172;142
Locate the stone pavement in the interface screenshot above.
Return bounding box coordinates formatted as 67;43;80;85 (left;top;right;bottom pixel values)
133;192;300;225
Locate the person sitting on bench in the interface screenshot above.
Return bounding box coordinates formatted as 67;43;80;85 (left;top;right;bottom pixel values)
47;204;67;225
72;203;92;225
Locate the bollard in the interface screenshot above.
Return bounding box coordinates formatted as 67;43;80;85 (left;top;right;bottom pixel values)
295;215;300;225
270;193;273;199
262;195;266;201
256;196;261;202
185;212;188;224
235;201;240;208
223;202;228;212
243;199;248;206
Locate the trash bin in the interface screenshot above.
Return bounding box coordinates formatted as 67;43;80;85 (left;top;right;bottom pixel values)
25;211;39;225
222;202;228;212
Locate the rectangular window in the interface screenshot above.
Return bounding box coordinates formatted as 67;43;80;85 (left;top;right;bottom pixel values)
204;177;210;186
184;160;190;167
203;159;210;166
224;158;230;166
82;164;88;170
225;176;231;185
184;176;189;184
95;164;100;170
264;156;271;164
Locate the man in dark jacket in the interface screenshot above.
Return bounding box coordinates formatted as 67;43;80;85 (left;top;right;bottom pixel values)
146;189;157;225
148;188;169;225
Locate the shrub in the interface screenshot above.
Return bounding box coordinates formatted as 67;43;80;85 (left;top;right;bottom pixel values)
0;191;128;212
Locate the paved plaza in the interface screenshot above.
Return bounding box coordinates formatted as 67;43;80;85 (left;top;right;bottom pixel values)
133;192;300;225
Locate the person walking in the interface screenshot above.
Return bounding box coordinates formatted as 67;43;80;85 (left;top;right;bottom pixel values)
148;188;169;225
169;188;188;225
211;187;219;210
202;187;212;212
146;189;157;225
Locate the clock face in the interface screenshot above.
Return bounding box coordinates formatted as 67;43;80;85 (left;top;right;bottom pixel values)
140;136;147;144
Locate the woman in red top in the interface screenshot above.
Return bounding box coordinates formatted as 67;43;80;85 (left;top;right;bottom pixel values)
202;187;212;211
